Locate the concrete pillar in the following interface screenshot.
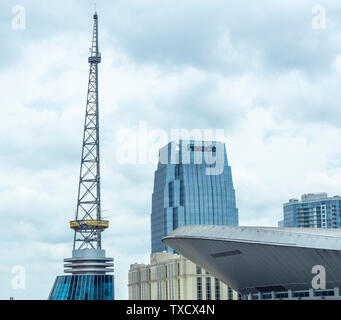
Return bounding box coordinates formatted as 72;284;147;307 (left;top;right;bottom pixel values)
288;290;293;299
334;287;339;298
309;289;314;299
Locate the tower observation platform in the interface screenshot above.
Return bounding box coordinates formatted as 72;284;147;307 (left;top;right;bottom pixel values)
49;12;114;300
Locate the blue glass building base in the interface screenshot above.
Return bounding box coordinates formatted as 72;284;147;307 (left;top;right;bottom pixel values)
48;274;114;300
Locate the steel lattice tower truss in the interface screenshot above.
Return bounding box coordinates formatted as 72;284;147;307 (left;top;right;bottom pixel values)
49;13;114;300
70;12;108;250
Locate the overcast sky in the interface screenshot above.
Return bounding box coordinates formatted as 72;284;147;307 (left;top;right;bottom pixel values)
1;0;341;300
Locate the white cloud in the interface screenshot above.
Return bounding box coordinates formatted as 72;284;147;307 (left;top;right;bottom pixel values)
1;0;341;300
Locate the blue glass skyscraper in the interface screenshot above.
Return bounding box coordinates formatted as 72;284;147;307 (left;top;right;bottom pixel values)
151;140;238;253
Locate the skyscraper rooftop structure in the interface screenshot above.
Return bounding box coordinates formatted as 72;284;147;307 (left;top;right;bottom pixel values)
49;12;114;300
151;140;238;253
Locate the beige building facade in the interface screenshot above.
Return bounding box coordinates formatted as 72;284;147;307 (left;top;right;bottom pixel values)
128;252;239;300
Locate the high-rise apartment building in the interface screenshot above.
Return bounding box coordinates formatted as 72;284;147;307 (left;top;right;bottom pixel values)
151;140;238;253
128;252;239;300
282;192;341;228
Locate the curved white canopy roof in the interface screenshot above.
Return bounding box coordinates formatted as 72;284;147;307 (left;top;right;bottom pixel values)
163;225;341;294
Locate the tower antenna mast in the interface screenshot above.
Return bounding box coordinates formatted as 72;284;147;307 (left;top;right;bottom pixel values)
49;12;114;300
70;11;108;251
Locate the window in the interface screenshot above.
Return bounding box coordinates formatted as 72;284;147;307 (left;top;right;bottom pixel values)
157;281;162;300
166;280;168;300
215;278;220;300
293;291;310;298
173;208;178;230
169;280;174;300
196;265;202;274
141;283;146;300
276;292;288;299
197;277;202;300
169;182;174;207
141;269;147;282
132;285;137;300
169;264;174;277
178;279;181;300
157;266;162;280
206;277;211;300
228;287;233;300
261;293;272;300
315;290;334;297
180;181;184;206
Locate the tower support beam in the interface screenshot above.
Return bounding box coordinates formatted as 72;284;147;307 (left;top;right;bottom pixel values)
72;12;104;251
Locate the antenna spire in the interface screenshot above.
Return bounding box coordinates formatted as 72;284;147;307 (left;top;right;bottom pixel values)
48;14;114;300
70;13;106;250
